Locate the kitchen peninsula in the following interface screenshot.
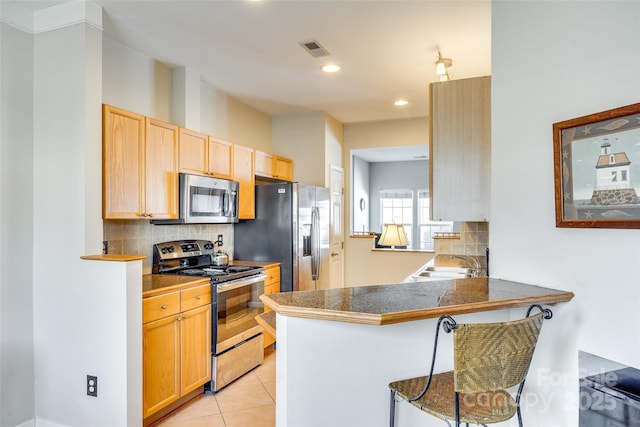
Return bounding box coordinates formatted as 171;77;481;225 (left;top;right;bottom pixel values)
261;278;573;427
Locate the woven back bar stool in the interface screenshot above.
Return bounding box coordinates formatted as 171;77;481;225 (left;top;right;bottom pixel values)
388;304;553;427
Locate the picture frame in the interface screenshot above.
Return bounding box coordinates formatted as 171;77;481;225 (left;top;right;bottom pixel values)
553;103;640;228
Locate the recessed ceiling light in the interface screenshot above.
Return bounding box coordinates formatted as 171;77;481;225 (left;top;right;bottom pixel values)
321;64;341;73
394;99;409;106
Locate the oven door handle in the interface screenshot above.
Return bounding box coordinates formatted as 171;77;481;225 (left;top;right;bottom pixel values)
216;273;268;294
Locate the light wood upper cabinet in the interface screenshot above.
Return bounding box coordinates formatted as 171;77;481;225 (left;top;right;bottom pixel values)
208;137;233;179
429;76;491;222
179;129;233;179
233;144;255;219
273;155;294;181
103;105;178;220
254;150;273;177
146;118;179;219
178;128;209;176
255;150;294;181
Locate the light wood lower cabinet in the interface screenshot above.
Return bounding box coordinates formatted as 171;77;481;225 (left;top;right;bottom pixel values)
261;264;280;348
143;283;211;419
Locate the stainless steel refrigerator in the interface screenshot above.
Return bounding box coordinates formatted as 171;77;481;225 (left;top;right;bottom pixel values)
234;182;330;292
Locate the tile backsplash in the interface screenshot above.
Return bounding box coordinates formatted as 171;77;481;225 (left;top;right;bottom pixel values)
103;220;234;274
433;221;489;257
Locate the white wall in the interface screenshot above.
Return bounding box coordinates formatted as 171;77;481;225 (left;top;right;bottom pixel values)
492;2;640;425
102;35;173;121
352;156;370;233
200;82;272;151
272;112;326;186
344;117;428;233
369;160;428;233
343;118;430;288
103;37;273;152
31;13;136;426
0;19;36;427
325;114;343;187
0;3;143;426
344;237;433;287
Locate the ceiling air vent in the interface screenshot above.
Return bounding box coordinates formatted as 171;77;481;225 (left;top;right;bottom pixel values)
299;40;330;58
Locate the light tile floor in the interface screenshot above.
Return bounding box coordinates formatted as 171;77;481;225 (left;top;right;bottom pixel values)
157;348;276;427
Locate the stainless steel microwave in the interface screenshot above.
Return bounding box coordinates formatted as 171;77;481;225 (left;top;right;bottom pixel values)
152;173;239;224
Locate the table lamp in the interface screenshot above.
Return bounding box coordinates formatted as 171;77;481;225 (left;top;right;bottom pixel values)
378;224;408;250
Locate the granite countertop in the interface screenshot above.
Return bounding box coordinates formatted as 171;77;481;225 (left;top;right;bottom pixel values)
230;260;280;268
142;274;210;297
260;277;574;325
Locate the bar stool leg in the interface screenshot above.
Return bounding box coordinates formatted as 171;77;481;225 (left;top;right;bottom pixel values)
389;390;396;427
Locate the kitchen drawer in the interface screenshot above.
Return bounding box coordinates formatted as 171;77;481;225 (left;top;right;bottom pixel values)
143;291;180;323
264;266;280;287
181;284;211;311
214;333;264;391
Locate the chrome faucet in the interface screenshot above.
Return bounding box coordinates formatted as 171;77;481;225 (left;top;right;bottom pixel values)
450;255;484;277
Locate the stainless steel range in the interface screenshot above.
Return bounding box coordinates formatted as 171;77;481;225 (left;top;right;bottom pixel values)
153;239;267;392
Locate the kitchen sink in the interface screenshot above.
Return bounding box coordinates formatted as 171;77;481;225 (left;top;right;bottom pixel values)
413;266;472;280
425;266;471;274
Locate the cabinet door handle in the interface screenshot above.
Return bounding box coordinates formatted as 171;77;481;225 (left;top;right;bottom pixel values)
161;304;167;310
176;315;182;321
182;314;187;319
195;295;201;300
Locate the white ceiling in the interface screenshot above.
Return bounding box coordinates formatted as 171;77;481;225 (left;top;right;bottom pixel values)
9;0;490;160
54;0;490;124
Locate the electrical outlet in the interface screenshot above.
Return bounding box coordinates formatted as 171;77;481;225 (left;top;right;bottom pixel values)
217;234;223;246
102;240;108;254
87;375;98;397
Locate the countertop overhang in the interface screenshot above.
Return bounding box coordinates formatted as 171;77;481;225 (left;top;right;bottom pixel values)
260;277;574;325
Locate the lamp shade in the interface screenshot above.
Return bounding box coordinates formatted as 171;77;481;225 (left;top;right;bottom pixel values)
378;224;408;249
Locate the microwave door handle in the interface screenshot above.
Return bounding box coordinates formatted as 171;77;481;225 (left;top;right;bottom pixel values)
221;191;228;215
230;191;237;217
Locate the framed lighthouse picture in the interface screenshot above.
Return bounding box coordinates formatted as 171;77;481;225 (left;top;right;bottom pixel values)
554;103;640;228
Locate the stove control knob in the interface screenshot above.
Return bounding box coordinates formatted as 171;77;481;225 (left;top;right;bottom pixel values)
161;246;174;254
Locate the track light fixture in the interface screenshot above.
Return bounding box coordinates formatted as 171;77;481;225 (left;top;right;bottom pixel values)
435;50;452;82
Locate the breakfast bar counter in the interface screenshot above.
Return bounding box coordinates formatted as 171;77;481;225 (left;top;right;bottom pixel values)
262;278;575;427
260;277;574;325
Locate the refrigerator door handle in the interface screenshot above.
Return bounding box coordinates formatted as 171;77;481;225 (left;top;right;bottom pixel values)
311;206;320;280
